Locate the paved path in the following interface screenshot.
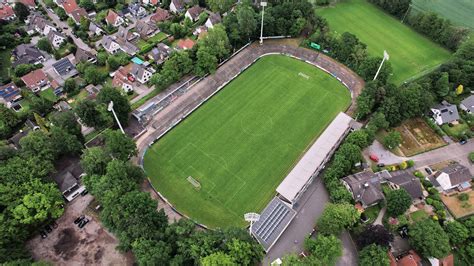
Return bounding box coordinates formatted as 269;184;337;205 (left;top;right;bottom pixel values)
373;206;387;225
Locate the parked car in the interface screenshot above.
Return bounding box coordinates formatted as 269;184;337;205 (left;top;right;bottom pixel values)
369;154;379;162
377;163;385;167
40;230;48;239
460;139;468;145
74;215;85;224
425;167;433;175
78;218;90;228
44;225;52;233
80;189;88;196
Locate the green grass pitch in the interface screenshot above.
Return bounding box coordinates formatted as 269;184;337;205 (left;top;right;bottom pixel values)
143;55;351;228
412;0;474;30
317;0;451;85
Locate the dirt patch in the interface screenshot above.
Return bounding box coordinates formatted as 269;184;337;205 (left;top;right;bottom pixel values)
27;195;134;265
389;118;447;157
442;190;474;219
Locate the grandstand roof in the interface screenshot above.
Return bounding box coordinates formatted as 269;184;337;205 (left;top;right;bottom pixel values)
251;197;296;252
276;112;354;203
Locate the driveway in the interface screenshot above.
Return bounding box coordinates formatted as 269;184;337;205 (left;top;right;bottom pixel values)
412;140;474;172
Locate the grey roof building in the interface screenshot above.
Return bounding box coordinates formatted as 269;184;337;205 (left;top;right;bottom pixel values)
342;170;389;208
12;44;46;67
148;43;171;64
135;20;158;39
386;171;424;200
460;95;474;114
431;101;460;125
52;58;78;78
75;48;97;64
433;163;472;192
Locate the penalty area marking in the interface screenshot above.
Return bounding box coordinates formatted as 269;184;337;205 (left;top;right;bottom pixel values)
298;72;309;79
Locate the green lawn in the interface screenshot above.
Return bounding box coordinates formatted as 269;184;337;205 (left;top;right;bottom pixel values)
39;88;58;103
317;0;451;84
144;55;351;228
0;49;12;83
412;0;474;30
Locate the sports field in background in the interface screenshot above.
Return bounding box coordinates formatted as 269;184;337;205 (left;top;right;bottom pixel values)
412;0;474;30
317;0;451;84
143;55;351;228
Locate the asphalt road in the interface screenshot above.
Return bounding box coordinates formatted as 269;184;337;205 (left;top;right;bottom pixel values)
412;140;474;172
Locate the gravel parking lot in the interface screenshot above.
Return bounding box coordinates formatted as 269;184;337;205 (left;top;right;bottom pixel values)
27;194;133;266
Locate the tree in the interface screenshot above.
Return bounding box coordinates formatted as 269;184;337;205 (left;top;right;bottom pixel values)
19;130;56;161
49;127;82;157
132;239;171;266
369;112;389;130
435;72;450;97
50;111;83;141
386;189;411;217
455;84;464;95
29;95;53;115
14;2;30;22
55;7;67;20
226;238;264;265
358;244;390;266
11;178;64;225
80;147;111;176
14;64;35;77
0;105;21;138
357;224;393;248
97;51;108;66
201;252;236;266
383;131;401;150
304;235;342;266
63;78;77;94
345;130;369;149
317;203;359;235
75;99;108;128
107;55;121;71
200;24;231;60
101;191;168;251
236;3;257;41
444;221;469;246
97;86;131;126
194;48;217;77
104;130;137;160
409;219;451;259
79;0;95;11
84;65;108;85
206;0;234;13
336;143;362;168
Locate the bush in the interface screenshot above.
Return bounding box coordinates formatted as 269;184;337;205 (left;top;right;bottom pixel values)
469;152;474;163
458;193;469;202
407;160;415;168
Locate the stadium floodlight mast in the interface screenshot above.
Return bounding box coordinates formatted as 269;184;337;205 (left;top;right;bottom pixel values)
373;50;389;81
108;101;125;134
259;1;267;45
244;212;260;235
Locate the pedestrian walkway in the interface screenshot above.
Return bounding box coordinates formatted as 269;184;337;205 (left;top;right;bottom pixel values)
373;206;387;225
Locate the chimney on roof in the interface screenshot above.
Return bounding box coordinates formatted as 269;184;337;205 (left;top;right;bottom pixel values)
364;182;369;188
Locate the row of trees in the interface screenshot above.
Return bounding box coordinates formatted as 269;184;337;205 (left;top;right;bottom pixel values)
0;111;84;262
80;131;264;265
356;40;474;126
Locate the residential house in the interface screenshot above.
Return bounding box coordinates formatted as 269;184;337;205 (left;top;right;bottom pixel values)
101;35;121;54
342;170;424;208
389;250;422;266
115;38;138;55
19;0;37;10
75;48;97;64
0;3;15;21
135;20;158;39
50;79;63;95
26;12;56;36
460;95;474;114
176;38;195;50
129;3;146;18
106;9;124;27
169;0;189;13
47;30;66;48
430;164;472;193
185;5;203;22
55;100;72;112
431;101;460;125
112;65;134;93
148;43;171;64
21;69;50;92
130;63;152;84
142;0;159;6
89;22;104;35
52;58;78;80
0;83;22;109
150;7;170;23
8;129;31;150
193;25;207;38
342;170;389;208
52;163;86;202
385;171;424;204
117;26;139;42
12;44;46;67
205;12;221;29
58;0;79;15
69;7;88;25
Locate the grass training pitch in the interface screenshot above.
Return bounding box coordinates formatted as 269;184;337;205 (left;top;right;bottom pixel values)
412;0;474;30
144;55;351;228
317;0;451;84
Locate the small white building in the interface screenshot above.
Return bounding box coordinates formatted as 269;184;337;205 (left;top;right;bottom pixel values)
47;30;67;48
431;101;460;125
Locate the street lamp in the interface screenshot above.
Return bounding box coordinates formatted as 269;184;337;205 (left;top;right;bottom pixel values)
373;50;389;81
259;1;267;45
108;101;125;134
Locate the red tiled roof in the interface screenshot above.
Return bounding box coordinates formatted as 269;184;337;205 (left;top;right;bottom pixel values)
19;0;36;8
70;7;87;23
112;65;133;87
61;0;78;14
150;0;159;5
440;254;454;266
150;7;170;23
389;250;422;266
106;9;119;24
177;38;195;50
21;69;48;89
0;4;15;20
